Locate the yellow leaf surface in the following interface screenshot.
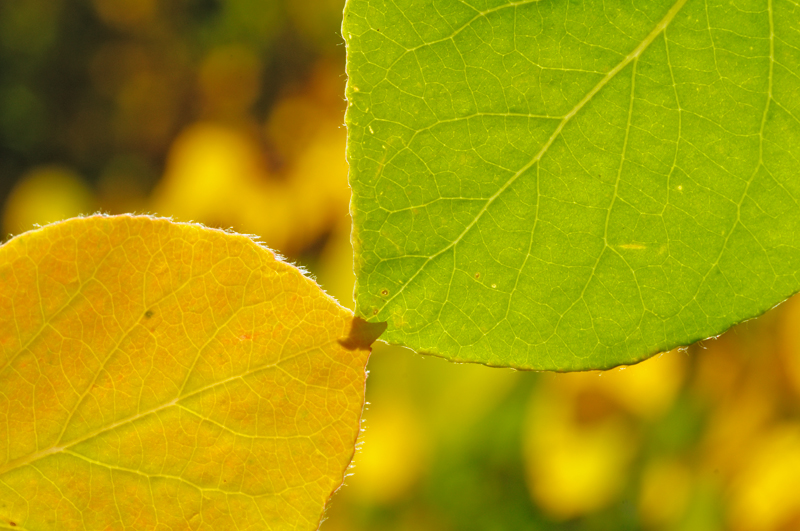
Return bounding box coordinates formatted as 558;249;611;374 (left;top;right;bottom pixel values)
0;215;377;530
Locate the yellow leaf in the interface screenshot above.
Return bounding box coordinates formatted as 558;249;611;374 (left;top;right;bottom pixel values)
0;215;380;530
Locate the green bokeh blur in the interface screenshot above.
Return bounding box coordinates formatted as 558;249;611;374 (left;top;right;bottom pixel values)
2;2;800;530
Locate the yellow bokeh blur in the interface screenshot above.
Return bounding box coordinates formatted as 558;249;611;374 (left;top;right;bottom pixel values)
522;351;692;522
347;393;428;504
557;349;687;419
150;121;275;226
317;215;357;309
150;64;349;256
780;296;800;400
524;373;639;520
639;458;693;527
729;424;800;531
3;165;94;237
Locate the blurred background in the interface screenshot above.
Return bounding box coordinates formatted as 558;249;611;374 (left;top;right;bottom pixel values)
2;1;800;530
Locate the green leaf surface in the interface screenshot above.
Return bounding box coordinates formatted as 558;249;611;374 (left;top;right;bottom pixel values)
345;0;800;370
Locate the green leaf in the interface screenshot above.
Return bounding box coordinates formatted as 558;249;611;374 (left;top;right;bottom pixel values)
0;215;373;530
345;0;800;370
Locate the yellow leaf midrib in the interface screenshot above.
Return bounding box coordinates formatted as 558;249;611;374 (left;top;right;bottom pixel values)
0;340;336;478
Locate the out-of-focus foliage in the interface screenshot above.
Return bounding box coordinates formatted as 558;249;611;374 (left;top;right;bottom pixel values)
2;1;800;530
3;165;94;236
326;306;800;531
0;0;344;257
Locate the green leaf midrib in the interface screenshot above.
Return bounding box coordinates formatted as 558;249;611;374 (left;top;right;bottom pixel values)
365;0;692;320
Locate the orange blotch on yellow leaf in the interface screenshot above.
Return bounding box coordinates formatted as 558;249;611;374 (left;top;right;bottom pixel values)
0;215;376;531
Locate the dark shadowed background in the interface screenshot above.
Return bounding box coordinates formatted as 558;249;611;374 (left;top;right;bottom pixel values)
2;1;800;530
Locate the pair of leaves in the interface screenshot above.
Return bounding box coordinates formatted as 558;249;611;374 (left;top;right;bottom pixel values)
3;0;800;528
